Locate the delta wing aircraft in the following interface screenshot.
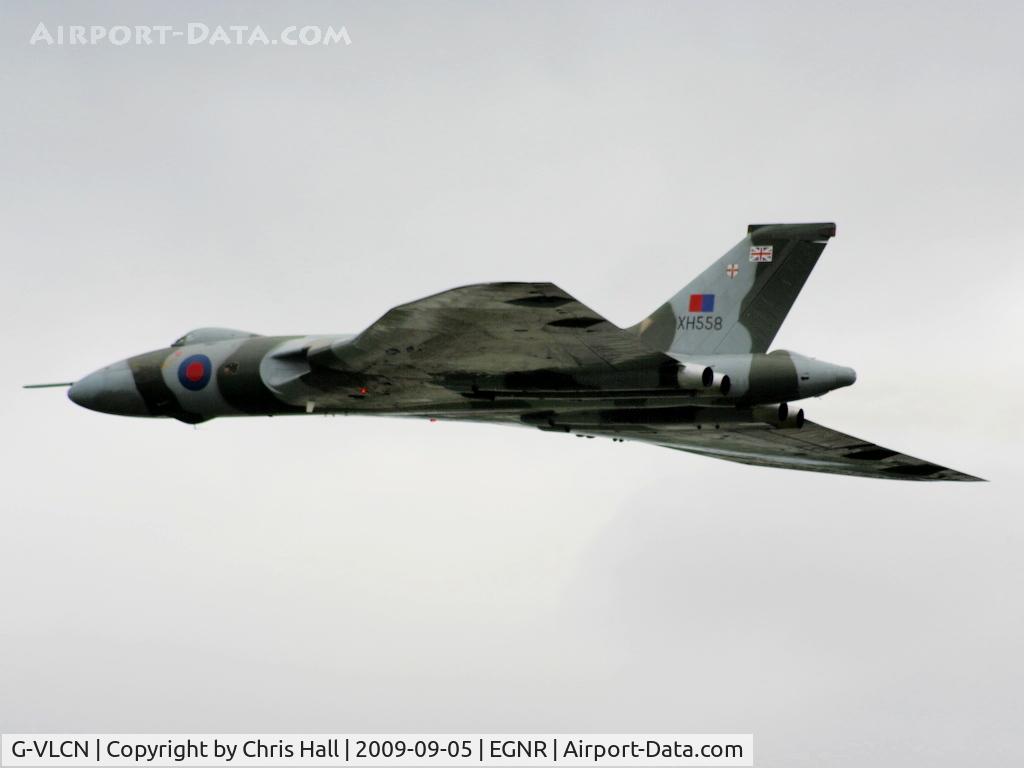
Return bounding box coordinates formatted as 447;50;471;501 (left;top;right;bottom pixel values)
29;223;979;480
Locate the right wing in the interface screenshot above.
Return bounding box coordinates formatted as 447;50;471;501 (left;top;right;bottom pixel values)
578;418;982;481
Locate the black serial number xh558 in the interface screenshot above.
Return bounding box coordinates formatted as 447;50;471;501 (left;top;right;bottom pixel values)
29;222;980;481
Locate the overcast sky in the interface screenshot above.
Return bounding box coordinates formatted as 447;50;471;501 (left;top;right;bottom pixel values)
1;2;1022;766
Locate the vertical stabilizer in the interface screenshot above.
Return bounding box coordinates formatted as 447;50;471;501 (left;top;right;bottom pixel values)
631;222;836;355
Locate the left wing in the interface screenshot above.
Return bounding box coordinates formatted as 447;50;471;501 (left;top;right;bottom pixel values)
311;282;662;375
577;418;982;481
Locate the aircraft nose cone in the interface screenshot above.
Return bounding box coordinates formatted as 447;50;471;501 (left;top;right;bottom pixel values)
68;360;149;416
836;366;857;388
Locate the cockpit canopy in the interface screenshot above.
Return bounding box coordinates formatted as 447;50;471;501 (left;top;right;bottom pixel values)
171;327;259;347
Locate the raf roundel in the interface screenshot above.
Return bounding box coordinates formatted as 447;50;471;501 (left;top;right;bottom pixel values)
177;354;213;391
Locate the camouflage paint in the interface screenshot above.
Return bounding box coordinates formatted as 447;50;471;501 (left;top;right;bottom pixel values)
57;225;978;481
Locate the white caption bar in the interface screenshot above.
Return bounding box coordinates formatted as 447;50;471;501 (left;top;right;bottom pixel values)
1;735;752;767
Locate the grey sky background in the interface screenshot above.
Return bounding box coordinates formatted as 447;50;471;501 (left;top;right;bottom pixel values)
1;2;1022;766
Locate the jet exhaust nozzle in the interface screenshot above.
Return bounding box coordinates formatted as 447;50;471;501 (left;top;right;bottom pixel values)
714;372;731;396
753;402;805;429
676;364;713;389
677;364;731;394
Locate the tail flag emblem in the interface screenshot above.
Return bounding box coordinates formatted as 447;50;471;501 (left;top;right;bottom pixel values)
688;294;716;313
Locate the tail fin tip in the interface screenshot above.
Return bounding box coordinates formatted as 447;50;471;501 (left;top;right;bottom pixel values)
747;222;836;241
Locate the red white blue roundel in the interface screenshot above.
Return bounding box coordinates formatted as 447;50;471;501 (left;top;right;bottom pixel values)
177;354;212;391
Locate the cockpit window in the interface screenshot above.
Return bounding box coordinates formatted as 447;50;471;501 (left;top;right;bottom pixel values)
170;328;259;347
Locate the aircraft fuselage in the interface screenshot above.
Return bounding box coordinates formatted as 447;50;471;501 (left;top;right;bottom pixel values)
67;329;855;426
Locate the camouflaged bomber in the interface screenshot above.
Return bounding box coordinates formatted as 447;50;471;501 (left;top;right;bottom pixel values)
30;223;980;481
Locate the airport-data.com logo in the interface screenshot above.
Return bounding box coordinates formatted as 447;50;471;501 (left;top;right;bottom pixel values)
29;22;352;47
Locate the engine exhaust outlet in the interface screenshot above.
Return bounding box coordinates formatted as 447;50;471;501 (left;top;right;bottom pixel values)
752;402;805;429
677;364;731;395
676;364;713;389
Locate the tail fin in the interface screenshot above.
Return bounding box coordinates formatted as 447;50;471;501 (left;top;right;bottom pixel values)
631;222;836;355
